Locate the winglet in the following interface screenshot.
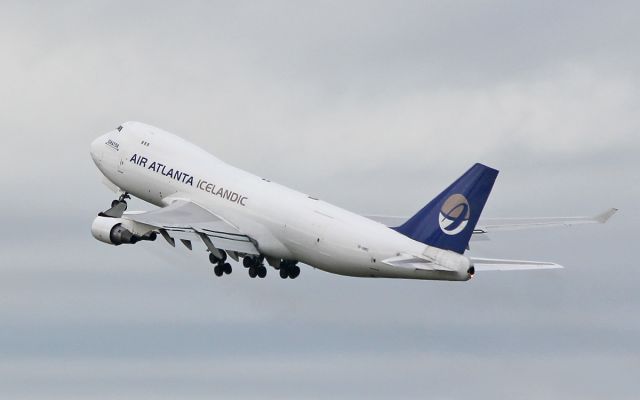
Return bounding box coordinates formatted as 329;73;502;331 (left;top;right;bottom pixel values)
595;208;618;224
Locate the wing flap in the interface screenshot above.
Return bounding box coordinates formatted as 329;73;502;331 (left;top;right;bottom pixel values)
126;200;223;226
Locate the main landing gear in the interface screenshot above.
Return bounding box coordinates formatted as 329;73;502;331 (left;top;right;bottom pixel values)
209;251;232;277
209;253;301;280
243;256;267;278
278;260;300;279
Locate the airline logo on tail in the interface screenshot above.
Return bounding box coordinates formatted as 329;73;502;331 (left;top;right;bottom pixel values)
438;194;470;235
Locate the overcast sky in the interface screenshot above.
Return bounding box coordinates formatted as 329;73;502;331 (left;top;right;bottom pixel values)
0;1;638;399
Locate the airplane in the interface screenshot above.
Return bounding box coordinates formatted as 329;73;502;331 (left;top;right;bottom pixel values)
90;122;617;281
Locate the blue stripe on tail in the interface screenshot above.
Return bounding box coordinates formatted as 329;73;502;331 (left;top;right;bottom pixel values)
393;163;498;254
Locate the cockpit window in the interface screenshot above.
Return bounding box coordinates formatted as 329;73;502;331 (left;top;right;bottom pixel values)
117;125;123;132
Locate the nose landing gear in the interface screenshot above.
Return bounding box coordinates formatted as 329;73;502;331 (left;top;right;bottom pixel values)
100;192;131;218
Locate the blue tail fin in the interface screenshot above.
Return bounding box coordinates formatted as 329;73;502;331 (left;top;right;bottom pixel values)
393;163;498;254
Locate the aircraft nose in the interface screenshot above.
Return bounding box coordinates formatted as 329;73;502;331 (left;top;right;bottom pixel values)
90;134;106;164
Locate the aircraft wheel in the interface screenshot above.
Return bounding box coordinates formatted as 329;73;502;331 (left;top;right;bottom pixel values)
223;263;232;274
279;268;288;279
289;265;300;279
243;257;253;268
219;251;228;262
213;265;224;277
257;266;267;278
248;266;257;278
209;253;220;264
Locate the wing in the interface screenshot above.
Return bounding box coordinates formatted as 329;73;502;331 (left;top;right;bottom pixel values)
475;208;618;233
365;208;617;239
471;257;563;271
364;215;408;227
123;200;259;256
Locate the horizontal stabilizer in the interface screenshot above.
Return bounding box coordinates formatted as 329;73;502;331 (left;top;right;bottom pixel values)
471;257;563;271
382;253;458;272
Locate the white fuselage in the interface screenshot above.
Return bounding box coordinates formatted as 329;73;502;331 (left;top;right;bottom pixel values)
91;122;471;281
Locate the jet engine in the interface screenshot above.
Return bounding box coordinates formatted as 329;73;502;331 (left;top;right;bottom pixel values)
91;216;156;245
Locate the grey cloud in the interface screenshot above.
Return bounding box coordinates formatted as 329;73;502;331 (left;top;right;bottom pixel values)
0;353;638;399
0;1;638;399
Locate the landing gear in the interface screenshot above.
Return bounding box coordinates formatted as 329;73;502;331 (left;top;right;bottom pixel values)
110;192;130;207
209;251;227;264
213;261;232;276
279;260;300;279
243;256;267;279
247;265;266;278
210;250;231;277
239;256;300;279
213;262;232;276
118;192;131;202
100;192;131;218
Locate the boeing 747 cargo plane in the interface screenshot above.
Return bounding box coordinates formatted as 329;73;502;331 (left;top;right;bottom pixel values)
90;122;616;281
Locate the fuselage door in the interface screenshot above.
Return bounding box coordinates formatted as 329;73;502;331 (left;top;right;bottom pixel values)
311;210;333;256
118;153;125;173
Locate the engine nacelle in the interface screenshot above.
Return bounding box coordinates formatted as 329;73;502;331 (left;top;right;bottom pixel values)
91;216;156;245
